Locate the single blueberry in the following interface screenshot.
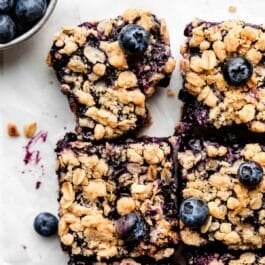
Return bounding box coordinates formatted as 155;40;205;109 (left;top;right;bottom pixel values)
64;132;77;142
116;213;146;242
237;161;263;187
179;197;209;228
34;212;58;237
222;57;253;86
118;24;149;55
15;0;47;24
0;0;14;13
0;14;16;43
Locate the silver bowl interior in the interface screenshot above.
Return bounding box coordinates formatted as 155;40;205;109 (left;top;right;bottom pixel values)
0;0;58;51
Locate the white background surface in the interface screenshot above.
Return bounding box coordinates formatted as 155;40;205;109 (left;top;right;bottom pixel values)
1;0;264;264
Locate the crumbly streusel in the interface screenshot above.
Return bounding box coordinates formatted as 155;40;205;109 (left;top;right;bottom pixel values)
48;9;175;141
178;135;265;250
56;134;179;261
180;20;265;133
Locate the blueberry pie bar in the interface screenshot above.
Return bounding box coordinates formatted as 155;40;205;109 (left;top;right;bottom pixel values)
47;9;175;141
176;124;265;250
179;20;265;135
185;248;265;265
56;133;179;262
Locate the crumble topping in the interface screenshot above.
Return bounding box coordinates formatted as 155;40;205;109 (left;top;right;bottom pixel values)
178;139;265;250
48;9;175;141
180;20;265;132
57;136;179;261
71;81;147;140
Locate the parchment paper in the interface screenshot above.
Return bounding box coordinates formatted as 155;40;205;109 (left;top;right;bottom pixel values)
1;0;264;264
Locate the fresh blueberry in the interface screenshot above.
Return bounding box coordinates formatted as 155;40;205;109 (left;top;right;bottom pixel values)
34;212;58;237
237;161;263;187
0;15;16;43
118;24;149;55
15;0;47;24
222;57;253;86
64;132;77;142
179;197;209;228
116;213;146;242
0;0;14;13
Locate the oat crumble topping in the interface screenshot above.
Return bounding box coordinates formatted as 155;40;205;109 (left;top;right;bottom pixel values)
48;9;175;141
178;136;265;250
56;135;179;261
180;20;265;133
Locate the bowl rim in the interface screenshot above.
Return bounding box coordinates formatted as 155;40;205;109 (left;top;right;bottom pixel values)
0;0;58;51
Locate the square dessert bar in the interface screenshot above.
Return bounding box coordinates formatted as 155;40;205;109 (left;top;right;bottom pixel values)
179;20;265;135
176;124;265;250
47;9;175;141
56;133;179;263
185;248;265;265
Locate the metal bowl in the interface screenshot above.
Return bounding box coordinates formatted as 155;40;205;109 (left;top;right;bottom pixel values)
0;0;58;51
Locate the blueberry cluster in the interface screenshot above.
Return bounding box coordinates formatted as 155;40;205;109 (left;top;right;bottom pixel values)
0;0;48;44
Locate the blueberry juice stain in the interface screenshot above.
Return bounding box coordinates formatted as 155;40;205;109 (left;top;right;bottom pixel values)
23;130;48;165
22;130;48;190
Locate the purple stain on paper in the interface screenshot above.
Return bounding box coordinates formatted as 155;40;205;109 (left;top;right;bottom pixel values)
23;131;48;165
21;130;48;191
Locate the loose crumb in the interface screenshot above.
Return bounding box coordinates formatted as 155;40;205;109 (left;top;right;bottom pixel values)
49;80;54;84
167;88;175;97
24;122;37;138
228;5;237;13
7;123;20;137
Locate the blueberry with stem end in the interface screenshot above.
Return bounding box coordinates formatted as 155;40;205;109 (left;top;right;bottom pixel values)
118;24;149;56
116;213;146;242
179;197;209;228
237;161;263;187
34;212;58;237
222;57;253;86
